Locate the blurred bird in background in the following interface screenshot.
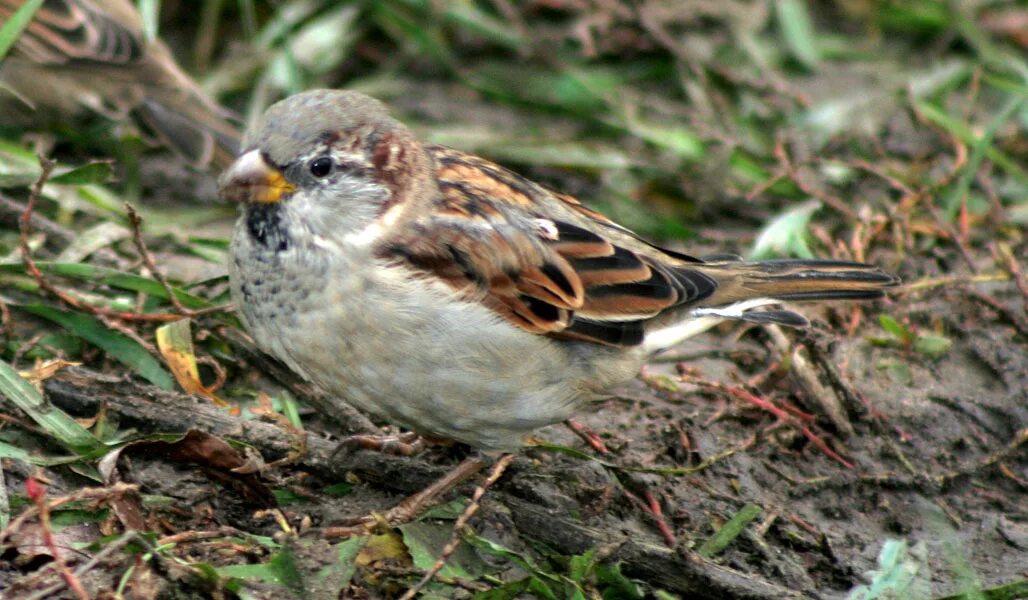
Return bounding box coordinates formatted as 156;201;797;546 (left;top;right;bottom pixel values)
0;0;240;170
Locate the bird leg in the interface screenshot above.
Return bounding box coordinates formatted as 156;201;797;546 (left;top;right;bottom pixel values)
334;431;427;456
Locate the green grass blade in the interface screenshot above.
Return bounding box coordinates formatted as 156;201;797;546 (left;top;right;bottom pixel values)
776;0;820;70
17;304;175;390
697;503;762;558
49;161;115;185
940;92;1027;220
934;580;1028;600
0;262;214;309
0;0;44;61
0;457;7;529
914;99;1028;193
0;440;87;466
0;359;104;456
136;0;161;43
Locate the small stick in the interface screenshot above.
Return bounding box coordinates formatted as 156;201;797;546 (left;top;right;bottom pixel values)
623;487;677;547
991;241;1028;304
566;418;609;454
18;157;183;322
157;526;247;546
968;290;1028;339
124;203;192;315
681;374;854;469
22;530;156;600
399;453;515;600
0;482;140;546
766;325;854;437
25;476;91;600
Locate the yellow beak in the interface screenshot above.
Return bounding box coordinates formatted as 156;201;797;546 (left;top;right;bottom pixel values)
218;150;296;204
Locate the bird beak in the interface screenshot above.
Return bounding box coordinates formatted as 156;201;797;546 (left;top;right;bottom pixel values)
218;150;295;204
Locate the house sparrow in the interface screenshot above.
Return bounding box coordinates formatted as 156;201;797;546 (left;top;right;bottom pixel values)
0;0;240;169
220;89;899;451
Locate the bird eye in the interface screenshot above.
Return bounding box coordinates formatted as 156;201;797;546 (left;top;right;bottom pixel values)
308;157;333;178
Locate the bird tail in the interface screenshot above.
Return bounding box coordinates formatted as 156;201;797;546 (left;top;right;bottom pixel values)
131;34;242;170
706;259;900;303
693;258;901;326
642;259;899;352
135;94;242;171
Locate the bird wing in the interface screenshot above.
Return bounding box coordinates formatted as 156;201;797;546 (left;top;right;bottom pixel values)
1;0;144;66
377;146;720;347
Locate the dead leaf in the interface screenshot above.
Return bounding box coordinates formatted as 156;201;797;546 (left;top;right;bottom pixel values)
156;319;227;406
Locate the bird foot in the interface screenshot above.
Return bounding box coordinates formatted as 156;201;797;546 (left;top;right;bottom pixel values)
333;431;427;457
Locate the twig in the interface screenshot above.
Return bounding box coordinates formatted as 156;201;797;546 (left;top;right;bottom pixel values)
681;374;854;469
968;290;1028;339
18;157;184;323
991;241;1028;304
24;476;90;600
0;482;141;546
23;531;156;600
323;456;487;538
924;201;978;273
622;487;677;547
0;299;12;341
40;367;813;598
3;193;75;244
771;139;857;220
793;428;1028;497
566;418;609;454
765;326;854;437
157;526;247;546
903;272;1008;291
124;203;199;316
196;354;228;393
399;453;515;600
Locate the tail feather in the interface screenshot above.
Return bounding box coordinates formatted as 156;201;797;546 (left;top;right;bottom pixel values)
699;259;900;306
136;97;241;170
642;258;900;353
768;289;889;302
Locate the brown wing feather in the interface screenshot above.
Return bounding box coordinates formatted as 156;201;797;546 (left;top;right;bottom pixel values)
378;146;718;346
1;0;144;66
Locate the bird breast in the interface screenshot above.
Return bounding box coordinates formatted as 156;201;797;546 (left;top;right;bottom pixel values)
229;214;630;449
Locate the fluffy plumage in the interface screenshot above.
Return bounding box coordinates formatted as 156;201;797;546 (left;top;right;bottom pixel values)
221;89;900;449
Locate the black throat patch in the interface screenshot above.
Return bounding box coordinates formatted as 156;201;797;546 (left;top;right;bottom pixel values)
246;204;290;252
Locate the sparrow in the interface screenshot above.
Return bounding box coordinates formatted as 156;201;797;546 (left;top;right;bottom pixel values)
220;89;900;451
0;0;240;170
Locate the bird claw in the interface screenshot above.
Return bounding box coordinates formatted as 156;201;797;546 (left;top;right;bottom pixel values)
332;431;427;458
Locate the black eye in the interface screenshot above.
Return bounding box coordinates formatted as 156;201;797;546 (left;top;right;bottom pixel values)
309;157;333;178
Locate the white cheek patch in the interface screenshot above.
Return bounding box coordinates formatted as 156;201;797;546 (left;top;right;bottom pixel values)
292;172;391;247
343;198;406;246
